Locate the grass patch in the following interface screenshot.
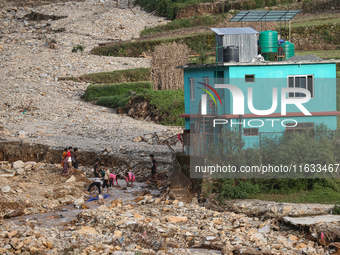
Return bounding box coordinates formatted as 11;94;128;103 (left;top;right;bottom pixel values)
80;68;150;84
291;17;340;28
84;81;185;126
96;95;132;108
295;50;340;60
84;81;152;101
189;55;216;64
135;0;216;20
249;188;340;204
144;89;185;126
91;32;215;58
281;24;340;45
141;13;229;36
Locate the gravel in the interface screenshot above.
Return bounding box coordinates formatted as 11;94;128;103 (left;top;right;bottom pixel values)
285;54;324;62
0;0;181;159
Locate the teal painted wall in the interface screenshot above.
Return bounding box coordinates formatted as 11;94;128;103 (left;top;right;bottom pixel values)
184;66;229;129
228;63;336;114
183;63;337;139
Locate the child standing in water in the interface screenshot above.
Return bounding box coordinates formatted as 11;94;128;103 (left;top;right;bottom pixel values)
125;172;135;186
102;165;110;194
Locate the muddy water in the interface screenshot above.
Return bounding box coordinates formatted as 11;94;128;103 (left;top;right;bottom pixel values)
9;181;160;229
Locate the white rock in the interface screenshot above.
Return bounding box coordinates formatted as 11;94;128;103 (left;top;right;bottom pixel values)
12;160;25;170
2;186;11;193
66;175;76;183
16;168;25;175
74;198;85;207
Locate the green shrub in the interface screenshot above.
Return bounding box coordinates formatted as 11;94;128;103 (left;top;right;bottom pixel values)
333;204;340;215
80;68;150;84
219;179;260;200
72;44;85;53
84;81;152;101
144;89;185;126
96;95;131;108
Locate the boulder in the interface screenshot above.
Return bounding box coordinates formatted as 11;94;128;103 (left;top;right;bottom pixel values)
73;198;84;207
270;206;278;214
133;136;142;142
66;175;76;183
144;134;153;142
13;160;25;170
134;196;144;203
111;198;123;207
113;230;122;238
282;206;292;214
4;209;24;219
98;194;105;205
2;185;11;193
8;230;17;238
16;168;25;175
33;162;44;171
167;216;187;223
76;227;98;235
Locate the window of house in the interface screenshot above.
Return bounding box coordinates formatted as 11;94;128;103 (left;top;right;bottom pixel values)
189;78;195;100
243;128;258;136
287;75;314;98
203;77;209;94
245;74;255;83
285;122;314;133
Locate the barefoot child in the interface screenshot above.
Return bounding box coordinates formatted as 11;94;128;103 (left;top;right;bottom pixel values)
125;172;135;186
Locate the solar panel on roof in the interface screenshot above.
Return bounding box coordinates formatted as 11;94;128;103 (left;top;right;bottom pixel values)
229;10;301;22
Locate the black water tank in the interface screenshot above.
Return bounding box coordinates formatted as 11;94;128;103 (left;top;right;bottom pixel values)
223;46;239;62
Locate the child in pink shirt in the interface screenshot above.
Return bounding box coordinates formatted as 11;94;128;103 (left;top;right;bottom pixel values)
125;172;135;186
109;173;120;187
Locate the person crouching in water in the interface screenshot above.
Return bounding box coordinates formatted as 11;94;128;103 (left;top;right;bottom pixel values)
85;176;101;195
125;172;135;186
102;165;110;194
109;173;120;187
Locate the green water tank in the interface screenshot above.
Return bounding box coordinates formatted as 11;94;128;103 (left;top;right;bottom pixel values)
283;41;295;60
259;30;278;53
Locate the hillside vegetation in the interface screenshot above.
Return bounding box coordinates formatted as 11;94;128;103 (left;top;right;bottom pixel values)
82;68;185;126
136;0;293;20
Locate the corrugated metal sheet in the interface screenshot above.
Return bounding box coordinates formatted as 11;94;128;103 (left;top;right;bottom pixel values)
216;33;258;63
211;27;259;35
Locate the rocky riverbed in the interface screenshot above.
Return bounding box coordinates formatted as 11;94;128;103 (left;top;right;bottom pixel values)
0;174;334;255
1;159;339;254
